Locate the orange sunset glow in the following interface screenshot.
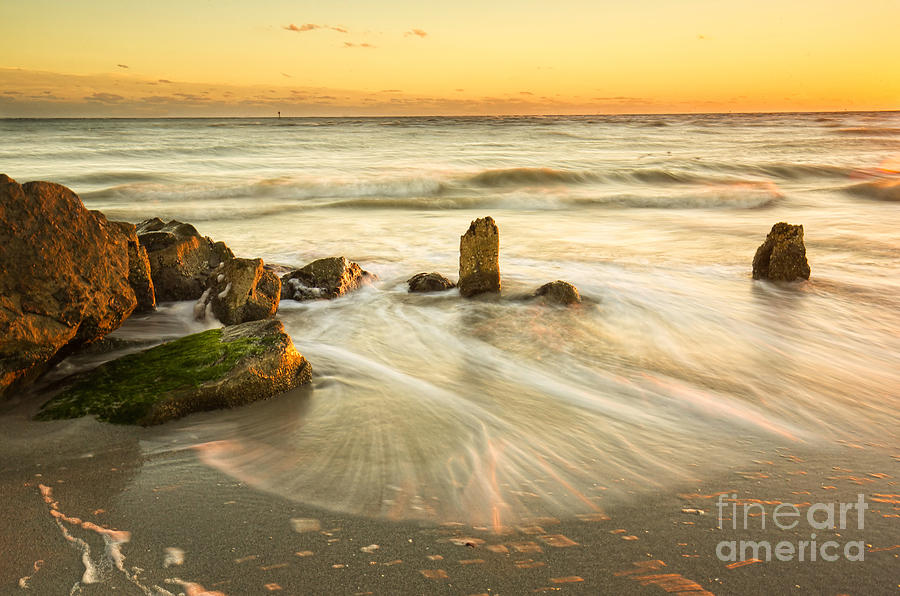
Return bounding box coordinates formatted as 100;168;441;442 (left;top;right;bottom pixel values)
1;0;898;117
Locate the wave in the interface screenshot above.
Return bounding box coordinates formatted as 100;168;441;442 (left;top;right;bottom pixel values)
843;179;900;202
287;184;779;211
464;167;599;187
463;167;732;188
80;165;791;213
832;127;900;136
68;171;163;185
703;162;855;180
83;177;449;202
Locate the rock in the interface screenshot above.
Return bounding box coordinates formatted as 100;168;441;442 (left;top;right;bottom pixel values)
281;256;375;301
752;222;811;281
110;221;156;312
533;281;582;305
136;218;233;301
0;175;138;399
458;216;500;297
35;319;312;425
407;272;456;293
195;257;281;326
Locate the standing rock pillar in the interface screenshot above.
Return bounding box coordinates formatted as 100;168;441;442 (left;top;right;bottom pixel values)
458;216;500;297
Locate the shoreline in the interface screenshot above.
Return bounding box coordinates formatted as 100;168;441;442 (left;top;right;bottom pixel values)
2;396;897;594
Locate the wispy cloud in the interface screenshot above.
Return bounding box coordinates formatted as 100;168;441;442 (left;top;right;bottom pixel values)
405;29;427;38
281;72;292;78
85;92;125;103
344;42;376;49
284;23;348;33
1;66;774;118
117;64;129;69
284;23;319;32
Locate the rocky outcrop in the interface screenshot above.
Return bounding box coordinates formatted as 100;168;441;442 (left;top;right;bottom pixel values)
0;175;138;399
458;216;501;298
195;257;281;325
533;281;582;305
407;272;456;293
36;319;312;425
136;218;233;302
281;256;375;301
752;222;811;281
110;221;156;312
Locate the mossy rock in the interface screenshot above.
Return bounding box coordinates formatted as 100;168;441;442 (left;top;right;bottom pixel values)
36;319;311;425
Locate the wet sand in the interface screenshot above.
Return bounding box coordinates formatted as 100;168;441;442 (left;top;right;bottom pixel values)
1;395;897;595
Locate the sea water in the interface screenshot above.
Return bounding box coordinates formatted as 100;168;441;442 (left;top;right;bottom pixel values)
1;113;898;524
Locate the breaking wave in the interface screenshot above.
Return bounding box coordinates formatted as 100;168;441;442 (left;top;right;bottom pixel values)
844;179;900;202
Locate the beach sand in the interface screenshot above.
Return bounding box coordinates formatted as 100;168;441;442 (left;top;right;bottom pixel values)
2;394;897;595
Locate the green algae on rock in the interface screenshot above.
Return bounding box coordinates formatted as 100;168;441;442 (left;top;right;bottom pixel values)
36;319;312;426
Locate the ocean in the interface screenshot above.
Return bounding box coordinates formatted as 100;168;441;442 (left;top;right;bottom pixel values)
1;112;898;526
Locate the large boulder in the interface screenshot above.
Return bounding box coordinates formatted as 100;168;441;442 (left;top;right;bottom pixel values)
752;222;811;281
533;281;582;306
136;218;233;302
281;256;375;301
458;216;500;297
36;319;312;426
407;272;456;293
110;221;156;313
0;175;138;398
195;257;281;326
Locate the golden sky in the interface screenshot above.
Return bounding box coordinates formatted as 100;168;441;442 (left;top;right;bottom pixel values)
1;0;898;116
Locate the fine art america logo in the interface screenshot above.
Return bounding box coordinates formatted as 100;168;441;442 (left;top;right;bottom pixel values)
715;493;868;562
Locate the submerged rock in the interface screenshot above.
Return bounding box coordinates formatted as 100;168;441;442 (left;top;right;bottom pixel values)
36;319;312;425
195;257;281;325
136;218;233;301
407;272;456;293
281;256;375;301
0;175;138;399
533;281;582;305
458;216;500;298
111;221;156;313
752;222;811;281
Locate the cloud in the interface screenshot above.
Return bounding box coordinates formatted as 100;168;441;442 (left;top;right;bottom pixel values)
158;79;172;83
405;29;427;38
84;92;125;103
519;91;533;95
117;64;129;69
284;23;347;33
591;96;652;103
284;23;320;32
281;72;292;78
379;89;402;93
344;42;376;49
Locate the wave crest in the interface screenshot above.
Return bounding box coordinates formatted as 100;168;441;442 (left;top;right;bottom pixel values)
844;179;900;202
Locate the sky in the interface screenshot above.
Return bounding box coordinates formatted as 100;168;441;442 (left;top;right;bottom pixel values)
1;0;898;117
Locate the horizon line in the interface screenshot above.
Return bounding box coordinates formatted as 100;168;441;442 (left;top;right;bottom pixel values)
2;109;898;120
